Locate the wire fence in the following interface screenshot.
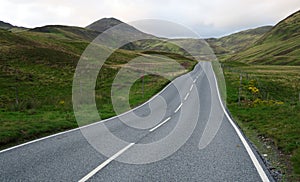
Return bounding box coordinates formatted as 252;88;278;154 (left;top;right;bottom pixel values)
222;64;300;105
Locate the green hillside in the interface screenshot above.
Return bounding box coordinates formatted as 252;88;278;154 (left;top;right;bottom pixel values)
30;25;99;41
0;25;196;149
229;10;300;65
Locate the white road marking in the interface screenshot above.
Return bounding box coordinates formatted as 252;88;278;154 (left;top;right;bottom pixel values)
0;127;81;154
78;143;135;182
189;84;194;91
193;79;197;83
184;92;190;101
149;117;171;132
174;103;183;113
210;64;270;182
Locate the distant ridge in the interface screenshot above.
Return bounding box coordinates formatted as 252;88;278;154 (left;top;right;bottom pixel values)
0;20;27;31
0;21;14;30
30;25;100;41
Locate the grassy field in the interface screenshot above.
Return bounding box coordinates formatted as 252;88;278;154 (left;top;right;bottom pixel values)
222;62;300;180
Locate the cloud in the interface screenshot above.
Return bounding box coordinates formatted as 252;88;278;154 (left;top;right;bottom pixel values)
0;0;299;37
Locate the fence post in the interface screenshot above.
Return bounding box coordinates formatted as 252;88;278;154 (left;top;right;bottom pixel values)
238;73;242;105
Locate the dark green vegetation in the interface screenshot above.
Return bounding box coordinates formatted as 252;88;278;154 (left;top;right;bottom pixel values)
222;10;300;181
0;21;197;149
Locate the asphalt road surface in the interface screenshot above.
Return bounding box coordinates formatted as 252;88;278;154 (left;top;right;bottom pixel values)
0;62;273;181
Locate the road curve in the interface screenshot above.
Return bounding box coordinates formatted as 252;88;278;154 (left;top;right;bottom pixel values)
0;62;273;181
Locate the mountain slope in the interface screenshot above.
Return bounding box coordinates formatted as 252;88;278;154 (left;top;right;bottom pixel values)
86;17;123;33
206;26;272;55
229;10;300;65
257;11;300;43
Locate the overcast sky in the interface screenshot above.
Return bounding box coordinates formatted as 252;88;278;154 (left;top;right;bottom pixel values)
0;0;299;38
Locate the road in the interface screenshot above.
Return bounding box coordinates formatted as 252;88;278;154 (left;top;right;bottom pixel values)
0;62;273;181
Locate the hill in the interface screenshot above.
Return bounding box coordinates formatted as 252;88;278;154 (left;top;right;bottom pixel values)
229;10;300;65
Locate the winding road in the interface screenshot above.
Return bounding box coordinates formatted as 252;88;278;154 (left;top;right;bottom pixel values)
0;62;273;181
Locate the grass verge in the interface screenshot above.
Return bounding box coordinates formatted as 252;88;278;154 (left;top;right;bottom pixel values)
223;62;300;181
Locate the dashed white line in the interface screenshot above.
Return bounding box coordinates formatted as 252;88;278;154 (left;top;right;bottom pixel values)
184;92;190;101
174;103;183;113
78;143;135;182
149;117;171;132
190;84;194;91
193;79;197;83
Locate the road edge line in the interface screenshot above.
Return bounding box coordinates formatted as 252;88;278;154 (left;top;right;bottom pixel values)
0;70;180;154
210;63;270;182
